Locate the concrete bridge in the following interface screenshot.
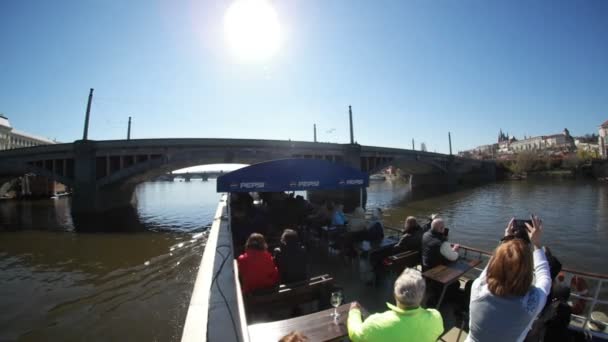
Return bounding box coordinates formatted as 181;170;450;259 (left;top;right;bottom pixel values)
0;138;495;217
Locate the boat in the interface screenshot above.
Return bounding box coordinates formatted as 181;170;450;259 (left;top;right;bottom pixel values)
181;158;608;342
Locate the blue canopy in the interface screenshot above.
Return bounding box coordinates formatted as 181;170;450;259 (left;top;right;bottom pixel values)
216;158;369;193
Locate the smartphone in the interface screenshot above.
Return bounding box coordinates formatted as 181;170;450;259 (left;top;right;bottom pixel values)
513;219;532;231
512;219;532;242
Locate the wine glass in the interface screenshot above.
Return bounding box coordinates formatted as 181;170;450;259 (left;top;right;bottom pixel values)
330;290;343;319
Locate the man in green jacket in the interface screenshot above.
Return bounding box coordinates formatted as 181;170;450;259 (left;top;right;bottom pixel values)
348;268;444;341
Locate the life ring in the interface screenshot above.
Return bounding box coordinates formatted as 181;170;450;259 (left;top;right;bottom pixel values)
570;275;589;315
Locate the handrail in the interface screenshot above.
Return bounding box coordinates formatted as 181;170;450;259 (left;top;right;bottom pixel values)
561;267;608;281
457;244;608;280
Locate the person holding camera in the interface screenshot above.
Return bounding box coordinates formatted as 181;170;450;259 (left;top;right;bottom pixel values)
466;216;552;342
421;218;459;272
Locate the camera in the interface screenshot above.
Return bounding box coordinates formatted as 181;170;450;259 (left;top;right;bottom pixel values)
443;227;450;237
512;219;532;242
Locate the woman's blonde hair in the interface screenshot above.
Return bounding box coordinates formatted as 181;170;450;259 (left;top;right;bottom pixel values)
486;239;533;297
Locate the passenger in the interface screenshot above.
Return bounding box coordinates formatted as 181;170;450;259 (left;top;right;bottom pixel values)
273;229;308;284
421;218;459;271
395;216;423;252
525;247;573;342
332;203;347;226
306;200;332;228
237;233;279;294
348;268;444;341
347;207;367;233
467;216;551;342
365;208;384;242
343;208;385;256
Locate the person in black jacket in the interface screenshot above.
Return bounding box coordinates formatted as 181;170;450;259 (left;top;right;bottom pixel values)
395;216;423;253
274;229;308;284
421;218;459;272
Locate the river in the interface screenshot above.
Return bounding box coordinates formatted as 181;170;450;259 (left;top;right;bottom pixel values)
1;179;607;341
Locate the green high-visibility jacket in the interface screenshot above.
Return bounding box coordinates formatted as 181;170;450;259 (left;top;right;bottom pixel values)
348;303;444;342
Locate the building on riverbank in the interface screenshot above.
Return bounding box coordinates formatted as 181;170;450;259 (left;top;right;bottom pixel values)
460;129;575;160
600;120;608;159
0;114;65;198
0;114;56;150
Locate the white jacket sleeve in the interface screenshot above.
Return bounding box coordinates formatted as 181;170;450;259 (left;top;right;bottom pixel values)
533;248;552;298
440;241;459;261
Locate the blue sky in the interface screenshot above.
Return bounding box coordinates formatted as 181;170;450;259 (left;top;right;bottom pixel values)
1;0;607;154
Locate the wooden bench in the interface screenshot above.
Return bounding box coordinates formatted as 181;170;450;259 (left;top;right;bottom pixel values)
382;250;420;274
243;274;335;318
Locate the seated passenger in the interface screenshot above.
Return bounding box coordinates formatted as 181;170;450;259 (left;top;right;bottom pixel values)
306;200;332;229
343;208;385;256
395;216;423;252
467;216;551;342
237;233;279;294
347;207;367;233
421;218;459;271
348;268;444;341
365;208;384;242
332;203;347;226
273;229;308;284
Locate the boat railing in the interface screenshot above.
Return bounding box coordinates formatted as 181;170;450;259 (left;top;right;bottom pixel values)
383;225;606;338
456;244;608;340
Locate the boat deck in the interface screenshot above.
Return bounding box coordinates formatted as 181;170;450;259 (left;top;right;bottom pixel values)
246;229;473;340
181;197;608;342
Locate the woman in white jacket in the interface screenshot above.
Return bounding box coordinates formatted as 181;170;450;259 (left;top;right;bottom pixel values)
467;216;552;342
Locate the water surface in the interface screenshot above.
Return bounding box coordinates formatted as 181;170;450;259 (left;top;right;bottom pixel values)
1;178;607;341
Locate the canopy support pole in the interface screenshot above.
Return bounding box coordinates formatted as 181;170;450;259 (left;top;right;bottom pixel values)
359;188;363;208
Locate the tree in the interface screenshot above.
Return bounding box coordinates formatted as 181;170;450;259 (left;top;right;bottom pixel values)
513;151;536;174
562;154;581;170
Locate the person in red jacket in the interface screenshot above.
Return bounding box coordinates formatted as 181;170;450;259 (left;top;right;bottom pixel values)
237;233;280;294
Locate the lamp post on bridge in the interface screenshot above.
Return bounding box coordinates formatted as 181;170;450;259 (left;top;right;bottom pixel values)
448;132;453;155
82;88;94;140
127;116;132;140
349;105;354;144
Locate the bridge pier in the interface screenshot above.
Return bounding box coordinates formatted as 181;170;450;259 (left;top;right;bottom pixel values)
71;141;138;221
409;172;457;189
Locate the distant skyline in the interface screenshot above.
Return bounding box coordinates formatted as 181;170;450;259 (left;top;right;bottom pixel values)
1;0;607;154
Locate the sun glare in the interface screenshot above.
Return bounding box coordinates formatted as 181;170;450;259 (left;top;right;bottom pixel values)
224;0;281;62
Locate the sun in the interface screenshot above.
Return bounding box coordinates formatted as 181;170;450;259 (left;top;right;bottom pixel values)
224;0;281;62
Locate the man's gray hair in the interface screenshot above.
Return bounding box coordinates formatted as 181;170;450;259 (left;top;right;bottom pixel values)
394;268;426;307
431;218;444;232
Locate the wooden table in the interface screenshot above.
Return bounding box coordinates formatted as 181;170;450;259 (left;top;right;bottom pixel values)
248;302;368;342
423;258;482;308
